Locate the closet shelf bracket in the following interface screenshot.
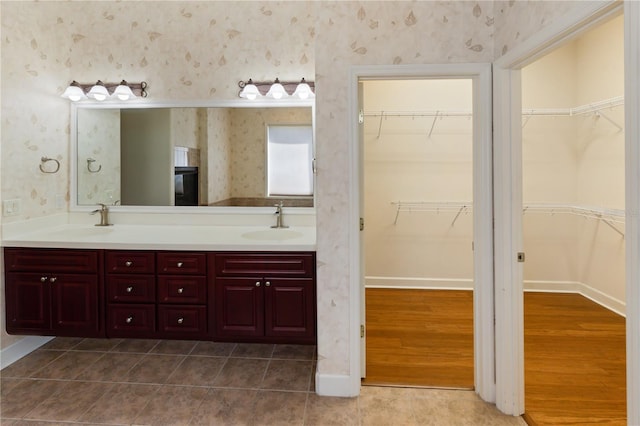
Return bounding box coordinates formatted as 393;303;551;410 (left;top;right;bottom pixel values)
594;111;623;132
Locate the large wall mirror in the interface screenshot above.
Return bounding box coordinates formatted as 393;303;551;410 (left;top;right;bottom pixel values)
72;101;314;210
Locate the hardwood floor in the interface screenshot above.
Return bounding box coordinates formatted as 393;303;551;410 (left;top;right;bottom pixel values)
363;288;474;388
524;292;626;425
363;288;626;425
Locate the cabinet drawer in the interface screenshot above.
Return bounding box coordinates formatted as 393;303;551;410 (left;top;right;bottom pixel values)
5;248;98;273
158;276;206;304
107;275;156;303
106;251;155;274
157;252;206;275
107;304;155;335
214;253;315;278
158;305;206;336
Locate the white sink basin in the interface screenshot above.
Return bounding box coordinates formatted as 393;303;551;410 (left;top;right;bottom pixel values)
242;229;303;241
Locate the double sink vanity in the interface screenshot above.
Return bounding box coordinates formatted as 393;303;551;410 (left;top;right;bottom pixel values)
3;220;317;345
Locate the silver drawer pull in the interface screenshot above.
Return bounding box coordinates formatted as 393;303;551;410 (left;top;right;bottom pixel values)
40;276;48;282
255;281;261;287
125;316;133;324
125;261;133;267
177;317;184;324
177;262;184;268
177;287;184;294
50;277;57;283
265;281;271;287
126;286;134;293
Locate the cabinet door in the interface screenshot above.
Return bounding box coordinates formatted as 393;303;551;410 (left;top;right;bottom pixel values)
214;278;264;338
5;273;51;332
50;274;100;335
265;278;315;340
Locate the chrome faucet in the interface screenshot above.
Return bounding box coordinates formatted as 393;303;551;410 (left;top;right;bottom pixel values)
91;203;112;226
271;201;289;229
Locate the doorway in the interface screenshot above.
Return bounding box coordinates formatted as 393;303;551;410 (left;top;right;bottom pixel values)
361;78;475;388
350;64;494;400
520;14;626;424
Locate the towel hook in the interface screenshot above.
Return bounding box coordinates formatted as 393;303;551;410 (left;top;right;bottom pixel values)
39;157;60;174
87;158;102;173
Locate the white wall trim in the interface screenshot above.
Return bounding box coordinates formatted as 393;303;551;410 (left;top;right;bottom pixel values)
523;281;626;317
349;63;495;404
365;276;473;291
624;1;640;423
315;373;358;397
0;336;53;369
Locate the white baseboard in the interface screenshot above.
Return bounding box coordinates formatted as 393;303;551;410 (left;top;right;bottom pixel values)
365;276;473;290
1;336;54;369
366;276;625;316
315;372;359;397
524;280;626;317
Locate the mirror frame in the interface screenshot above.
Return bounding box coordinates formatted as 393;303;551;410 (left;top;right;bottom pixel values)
70;98;316;215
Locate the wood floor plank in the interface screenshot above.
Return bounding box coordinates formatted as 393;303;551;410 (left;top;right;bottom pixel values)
364;289;626;425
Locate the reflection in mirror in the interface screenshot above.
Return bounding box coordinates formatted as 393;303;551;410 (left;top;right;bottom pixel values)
76;106;314;208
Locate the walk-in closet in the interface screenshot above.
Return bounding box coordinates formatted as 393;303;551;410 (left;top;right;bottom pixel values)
521;15;626;425
362;79;475;388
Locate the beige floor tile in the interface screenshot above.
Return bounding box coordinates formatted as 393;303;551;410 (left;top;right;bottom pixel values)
189;388;258;425
252;390;307;425
230;343;274;358
304;393;359;426
0;379;66;419
165;356;226;386
213;358;269;388
24;381;112;422
359;394;417;425
28;351;102;380
124;354;185;384
40;337;84;350
190;341;236;357
261;359;313;391
0;350;62;379
76;352;145;382
150;339;198;355
134;384;207;425
73;338;123;351
110;338;160;353
78;382;160;424
272;344;316;360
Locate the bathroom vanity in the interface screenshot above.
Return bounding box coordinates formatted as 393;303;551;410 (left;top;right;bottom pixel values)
3;224;317;345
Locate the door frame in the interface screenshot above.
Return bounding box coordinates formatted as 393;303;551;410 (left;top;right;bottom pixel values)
348;63;495;403
493;1;640;421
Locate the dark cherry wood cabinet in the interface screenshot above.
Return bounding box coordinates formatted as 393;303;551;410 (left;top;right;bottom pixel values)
4;248;103;337
5;247;315;344
212;252;316;344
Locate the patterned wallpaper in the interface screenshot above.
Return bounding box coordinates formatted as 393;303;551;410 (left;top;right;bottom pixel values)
0;0;604;376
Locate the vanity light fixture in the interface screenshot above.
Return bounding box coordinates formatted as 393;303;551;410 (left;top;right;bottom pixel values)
61;80;148;102
238;78;315;100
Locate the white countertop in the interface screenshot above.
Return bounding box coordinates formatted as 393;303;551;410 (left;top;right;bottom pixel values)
2;224;316;252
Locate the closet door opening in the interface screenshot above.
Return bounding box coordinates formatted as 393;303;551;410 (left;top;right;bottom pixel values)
361;78;475;389
521;14;626;425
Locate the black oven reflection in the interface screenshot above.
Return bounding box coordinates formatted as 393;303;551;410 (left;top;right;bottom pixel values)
174;167;198;206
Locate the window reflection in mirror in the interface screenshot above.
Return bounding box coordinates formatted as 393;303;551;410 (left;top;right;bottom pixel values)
75;105;314;208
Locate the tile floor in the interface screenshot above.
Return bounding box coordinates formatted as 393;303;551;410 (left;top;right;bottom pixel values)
1;337;526;425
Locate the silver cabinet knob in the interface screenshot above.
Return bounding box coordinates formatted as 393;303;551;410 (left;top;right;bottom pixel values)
125;316;133;324
255;281;261;287
177;262;184;268
177;287;184;294
265;281;271;287
40;276;48;282
177;318;184;324
50;277;57;283
126;286;134;293
125;261;133;267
